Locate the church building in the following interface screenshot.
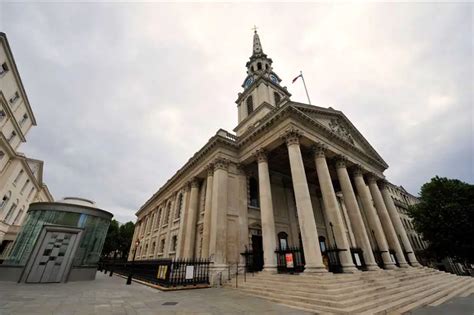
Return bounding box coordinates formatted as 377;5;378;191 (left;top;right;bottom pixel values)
129;30;421;279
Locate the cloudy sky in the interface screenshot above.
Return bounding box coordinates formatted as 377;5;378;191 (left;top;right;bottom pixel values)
1;2;472;222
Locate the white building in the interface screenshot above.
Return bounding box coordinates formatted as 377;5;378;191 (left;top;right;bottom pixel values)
0;32;53;260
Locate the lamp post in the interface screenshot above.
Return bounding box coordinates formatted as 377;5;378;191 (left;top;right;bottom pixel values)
126;239;140;285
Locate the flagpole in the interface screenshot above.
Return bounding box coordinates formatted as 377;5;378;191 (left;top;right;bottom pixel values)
300;70;312;105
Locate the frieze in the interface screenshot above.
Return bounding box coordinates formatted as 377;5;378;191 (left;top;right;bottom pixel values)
328;118;355;145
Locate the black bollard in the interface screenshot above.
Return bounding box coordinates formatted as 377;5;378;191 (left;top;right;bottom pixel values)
126;273;132;285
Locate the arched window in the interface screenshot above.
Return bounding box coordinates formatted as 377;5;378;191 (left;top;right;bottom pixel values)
144;243;148;256
274;92;281;105
4;201;17;223
249;177;259;208
265;64;269;70
13;206;25;225
246;96;254;115
156;207;162;227
20;179;30;194
318;236;327;253
164;202;171;225
278;232;288;250
257;62;262;70
151;242;156;255
175;193;183;219
251;65;255;72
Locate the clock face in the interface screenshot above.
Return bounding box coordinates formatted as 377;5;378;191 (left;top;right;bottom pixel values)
269;74;278;84
244;77;254;88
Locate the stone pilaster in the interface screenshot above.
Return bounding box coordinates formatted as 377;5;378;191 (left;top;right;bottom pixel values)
335;158;379;270
255;148;277;272
379;181;421;267
282;128;327;273
182;178;200;258
352;167;396;269
313;146;358;273
176;184;190;258
367;175;409;268
201;165;214;258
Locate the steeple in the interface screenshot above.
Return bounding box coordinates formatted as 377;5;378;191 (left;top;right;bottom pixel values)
252;28;263;55
235;28;291;134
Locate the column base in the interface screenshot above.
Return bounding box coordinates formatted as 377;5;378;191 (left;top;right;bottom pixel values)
303;265;328;273
365;263;382;271
262;266;278;273
342;265;361;273
383;262;398;270
399;262;410;268
410;261;422;268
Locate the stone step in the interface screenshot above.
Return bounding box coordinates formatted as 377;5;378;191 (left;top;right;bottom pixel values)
238;273;448;310
388;279;474;314
241;276;368;290
357;277;470;314
428;279;474;306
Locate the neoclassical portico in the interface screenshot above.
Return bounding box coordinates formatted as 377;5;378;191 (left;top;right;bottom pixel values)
129;30;421;282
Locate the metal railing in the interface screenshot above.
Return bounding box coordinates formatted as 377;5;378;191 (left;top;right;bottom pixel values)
99;258;210;287
324;246;343;273
350;247;366;270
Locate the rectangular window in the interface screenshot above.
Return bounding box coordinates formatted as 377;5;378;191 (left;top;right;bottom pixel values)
0;110;5;121
19;113;28;127
0;62;8;76
9;91;20;105
7;131;16;144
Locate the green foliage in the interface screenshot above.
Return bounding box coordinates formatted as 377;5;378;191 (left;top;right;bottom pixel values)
407;176;474;263
102;219;135;259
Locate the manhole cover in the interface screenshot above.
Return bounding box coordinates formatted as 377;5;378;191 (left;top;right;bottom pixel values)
162;302;178;306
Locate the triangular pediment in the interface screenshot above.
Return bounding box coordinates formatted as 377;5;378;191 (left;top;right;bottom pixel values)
290;103;388;168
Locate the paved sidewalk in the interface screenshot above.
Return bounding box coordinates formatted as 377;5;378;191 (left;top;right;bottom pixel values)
0;272;312;315
410;293;474;315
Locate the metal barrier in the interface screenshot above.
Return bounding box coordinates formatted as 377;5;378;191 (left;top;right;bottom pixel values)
99;258;210;287
350;247;366;270
325;246;343;273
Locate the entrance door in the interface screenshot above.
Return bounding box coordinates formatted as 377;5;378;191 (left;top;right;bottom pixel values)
251;235;264;272
26;231;78;283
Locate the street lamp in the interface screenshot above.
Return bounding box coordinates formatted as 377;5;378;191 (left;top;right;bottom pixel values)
126;239;140;285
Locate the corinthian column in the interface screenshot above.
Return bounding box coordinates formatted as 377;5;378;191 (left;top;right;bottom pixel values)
313;145;358;273
282;128;326;273
201;165;214;258
379;181;421;267
255;149;277;272
335;157;379;270
183;178;200;258
353;167;396;269
367;175;409;268
208;158;229;266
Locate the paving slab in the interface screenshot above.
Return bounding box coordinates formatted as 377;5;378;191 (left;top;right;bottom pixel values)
409;293;474;315
0;272;312;315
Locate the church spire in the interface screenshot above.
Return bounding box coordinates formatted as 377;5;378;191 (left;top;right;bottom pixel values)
252;26;263;55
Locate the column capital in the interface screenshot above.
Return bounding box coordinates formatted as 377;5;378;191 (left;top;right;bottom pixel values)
366;173;381;184
206;164;214;176
378;179;389;190
352;164;365;177
281;127;303;147
190;177;200;188
254;148;268;163
234;163;247;175
335;155;348;169
213;157;229;171
311;142;328;158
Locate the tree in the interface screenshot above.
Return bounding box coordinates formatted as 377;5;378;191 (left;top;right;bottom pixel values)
407;176;474;264
101;220;135;259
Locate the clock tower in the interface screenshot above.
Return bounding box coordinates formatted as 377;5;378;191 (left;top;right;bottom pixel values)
234;29;291;135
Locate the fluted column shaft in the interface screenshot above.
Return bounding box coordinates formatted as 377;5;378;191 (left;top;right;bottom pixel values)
380;183;421;267
353;170;396;269
368;176;409;268
208;159;229;266
283;129;326;273
256;149;277;271
201;166;214;258
183;179;200;258
313;146;357;273
335;159;379;270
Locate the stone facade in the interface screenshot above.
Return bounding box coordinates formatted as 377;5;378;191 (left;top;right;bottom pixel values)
0;32;53;260
129;31;423;280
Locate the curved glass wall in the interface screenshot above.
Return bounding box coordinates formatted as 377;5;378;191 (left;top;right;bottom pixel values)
6;209;110;266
